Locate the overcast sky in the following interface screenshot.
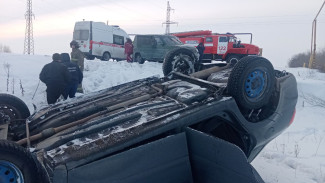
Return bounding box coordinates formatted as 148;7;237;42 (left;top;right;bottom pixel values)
0;0;324;67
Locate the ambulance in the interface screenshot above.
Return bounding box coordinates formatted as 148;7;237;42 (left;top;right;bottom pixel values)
73;21;130;61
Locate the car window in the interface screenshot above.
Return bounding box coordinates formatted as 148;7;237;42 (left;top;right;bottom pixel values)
219;37;228;42
206;37;213;42
162;36;182;45
137;36;153;47
228;37;236;43
73;30;89;40
113;35;124;45
154;37;164;45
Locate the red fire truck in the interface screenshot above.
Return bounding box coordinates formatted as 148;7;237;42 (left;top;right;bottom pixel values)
172;30;261;64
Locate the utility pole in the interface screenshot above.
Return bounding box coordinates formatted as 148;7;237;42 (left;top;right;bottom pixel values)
162;1;178;35
309;0;325;69
24;0;35;55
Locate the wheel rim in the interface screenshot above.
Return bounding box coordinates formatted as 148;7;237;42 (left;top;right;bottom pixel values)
171;53;194;75
0;160;24;183
245;69;266;98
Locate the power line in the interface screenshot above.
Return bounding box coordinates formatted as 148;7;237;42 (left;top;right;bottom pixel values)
23;0;34;55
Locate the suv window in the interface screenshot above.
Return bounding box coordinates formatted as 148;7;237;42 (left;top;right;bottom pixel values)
137;36;153;47
113;35;124;45
73;30;89;40
162;36;182;45
154;37;164;46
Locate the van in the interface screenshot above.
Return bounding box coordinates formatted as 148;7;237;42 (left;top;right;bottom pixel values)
73;21;130;61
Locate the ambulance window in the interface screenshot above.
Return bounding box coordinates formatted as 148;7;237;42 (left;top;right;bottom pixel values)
219;37;228;42
113;35;124;45
206;37;213;42
73;30;89;40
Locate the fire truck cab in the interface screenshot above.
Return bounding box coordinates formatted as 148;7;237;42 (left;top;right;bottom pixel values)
172;31;261;64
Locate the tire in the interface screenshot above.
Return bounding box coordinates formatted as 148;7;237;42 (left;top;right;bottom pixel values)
163;48;196;76
0;140;49;183
86;55;95;60
135;54;145;64
226;55;241;67
0;94;30;139
101;52;111;61
227;56;275;110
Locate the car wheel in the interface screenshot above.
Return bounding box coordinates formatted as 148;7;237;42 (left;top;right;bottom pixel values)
0;94;30;139
227;56;275;110
86;55;95;60
135;54;145;64
226;55;241;67
0;140;49;183
163;49;195;76
101;52;111;61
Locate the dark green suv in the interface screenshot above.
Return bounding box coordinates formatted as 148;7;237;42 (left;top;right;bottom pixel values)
133;34;199;75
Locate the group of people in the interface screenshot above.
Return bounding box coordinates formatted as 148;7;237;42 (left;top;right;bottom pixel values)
39;41;84;104
39;39;204;105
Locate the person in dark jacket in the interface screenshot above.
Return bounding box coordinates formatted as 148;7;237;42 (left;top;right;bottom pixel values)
61;53;83;99
124;38;133;62
39;53;70;104
196;42;205;71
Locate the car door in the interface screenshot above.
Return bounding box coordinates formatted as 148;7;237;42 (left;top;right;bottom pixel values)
151;36;166;62
134;35;154;61
217;36;228;55
112;34;125;59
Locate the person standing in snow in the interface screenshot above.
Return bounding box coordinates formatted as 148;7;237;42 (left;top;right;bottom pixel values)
70;40;84;71
39;53;70;104
196;42;205;71
70;40;84;93
61;53;83;99
124;38;133;62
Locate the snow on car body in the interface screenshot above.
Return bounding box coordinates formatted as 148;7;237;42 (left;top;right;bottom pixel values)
0;56;297;183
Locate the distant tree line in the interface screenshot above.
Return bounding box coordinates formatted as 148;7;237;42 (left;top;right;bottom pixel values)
0;44;12;53
288;48;325;72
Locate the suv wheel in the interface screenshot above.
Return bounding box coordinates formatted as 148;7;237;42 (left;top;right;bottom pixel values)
227;56;275;110
135;54;145;64
163;49;195;76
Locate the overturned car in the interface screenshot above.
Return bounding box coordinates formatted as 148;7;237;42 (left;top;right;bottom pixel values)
0;56;297;183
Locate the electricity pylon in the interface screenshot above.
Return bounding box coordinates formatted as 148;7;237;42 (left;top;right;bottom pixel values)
162;1;178;35
309;0;325;69
24;0;35;55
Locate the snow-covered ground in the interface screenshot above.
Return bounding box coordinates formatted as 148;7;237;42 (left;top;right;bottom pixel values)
0;53;324;183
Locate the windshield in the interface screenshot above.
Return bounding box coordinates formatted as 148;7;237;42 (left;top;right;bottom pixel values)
228;36;237;43
73;30;89;41
162;36;183;45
